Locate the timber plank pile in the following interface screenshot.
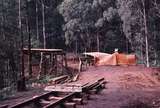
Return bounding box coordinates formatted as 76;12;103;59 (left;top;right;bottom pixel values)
48;75;69;84
0;78;106;108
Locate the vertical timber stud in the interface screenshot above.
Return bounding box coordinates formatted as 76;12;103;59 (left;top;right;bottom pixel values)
61;54;64;74
55;55;57;76
64;53;68;69
51;53;53;66
44;54;47;75
28;51;32;77
50;53;52;65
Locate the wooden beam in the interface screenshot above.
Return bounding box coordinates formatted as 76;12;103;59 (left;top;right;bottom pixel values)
48;96;63;100
28;51;32;77
64;54;68;68
23;48;63;52
10;91;55;108
63;102;76;108
48;75;68;85
43;92;77;108
23;48;64;55
55;55;57;76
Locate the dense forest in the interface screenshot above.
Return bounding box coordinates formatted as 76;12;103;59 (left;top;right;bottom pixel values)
0;0;160;98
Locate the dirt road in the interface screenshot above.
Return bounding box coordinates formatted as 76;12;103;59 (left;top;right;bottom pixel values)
76;66;160;108
0;65;160;108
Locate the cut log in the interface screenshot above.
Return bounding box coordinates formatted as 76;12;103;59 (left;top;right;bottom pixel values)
49;75;68;84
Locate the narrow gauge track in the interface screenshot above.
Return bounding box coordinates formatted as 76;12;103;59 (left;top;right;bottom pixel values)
0;78;106;108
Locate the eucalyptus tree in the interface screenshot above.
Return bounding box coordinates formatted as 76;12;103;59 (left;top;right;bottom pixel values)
117;0;160;67
59;0;120;52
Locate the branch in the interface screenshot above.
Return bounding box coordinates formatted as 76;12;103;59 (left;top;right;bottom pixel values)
153;0;160;17
37;0;49;8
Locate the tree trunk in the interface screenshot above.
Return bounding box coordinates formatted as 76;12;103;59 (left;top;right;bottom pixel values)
1;0;5;40
19;0;24;79
42;0;46;49
96;33;100;52
87;32;91;51
126;37;128;54
36;0;39;40
18;0;26;91
39;0;46;78
154;49;157;65
142;0;149;67
75;38;78;54
153;24;157;66
26;0;32;77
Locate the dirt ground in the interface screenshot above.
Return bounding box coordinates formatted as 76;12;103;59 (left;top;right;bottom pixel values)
1;65;160;108
76;65;160;108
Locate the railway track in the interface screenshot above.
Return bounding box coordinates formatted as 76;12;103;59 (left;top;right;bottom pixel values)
0;78;106;108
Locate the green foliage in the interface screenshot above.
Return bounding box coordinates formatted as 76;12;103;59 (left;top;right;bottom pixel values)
58;0;127;53
117;0;160;66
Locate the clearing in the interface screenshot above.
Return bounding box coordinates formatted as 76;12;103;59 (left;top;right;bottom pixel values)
1;65;160;108
75;65;160;108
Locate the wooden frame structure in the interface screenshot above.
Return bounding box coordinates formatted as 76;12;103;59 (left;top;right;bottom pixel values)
22;48;68;79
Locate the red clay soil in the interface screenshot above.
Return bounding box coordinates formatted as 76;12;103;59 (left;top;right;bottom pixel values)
1;65;160;108
75;65;160;108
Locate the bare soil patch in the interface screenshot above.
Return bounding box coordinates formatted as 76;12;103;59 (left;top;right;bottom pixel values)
76;66;160;108
0;65;160;108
